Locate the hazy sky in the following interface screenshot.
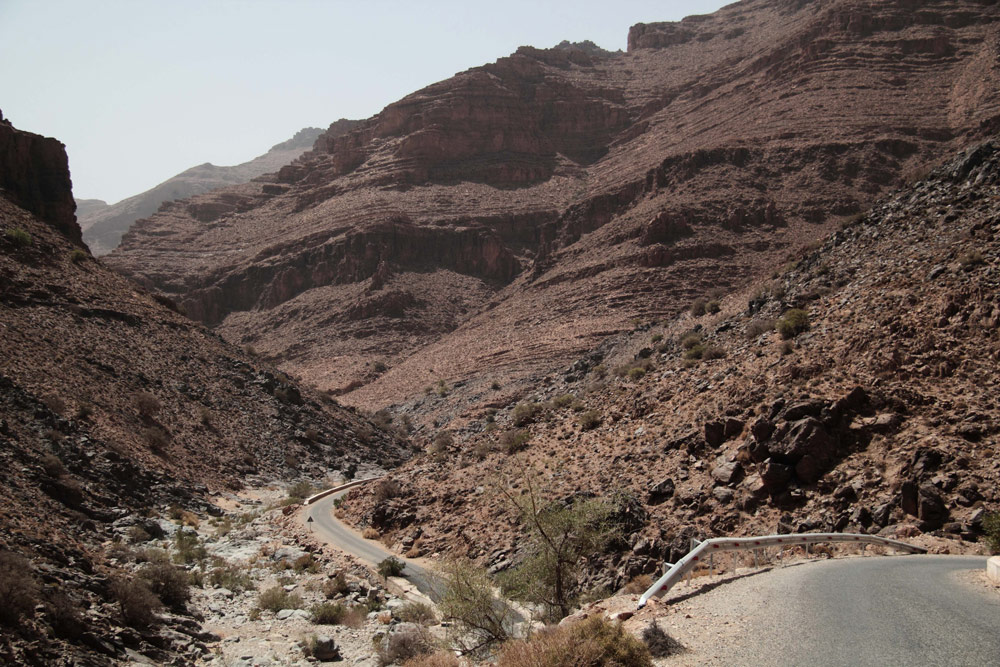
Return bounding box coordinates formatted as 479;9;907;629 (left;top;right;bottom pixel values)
1;0;729;204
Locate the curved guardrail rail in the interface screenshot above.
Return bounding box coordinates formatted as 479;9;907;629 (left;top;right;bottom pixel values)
636;532;927;609
303;475;383;505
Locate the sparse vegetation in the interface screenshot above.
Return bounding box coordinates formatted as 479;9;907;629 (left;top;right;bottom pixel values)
747;318;776;339
287;481;314;502
374;478;403;502
984;511;1000;554
577;410;602;431
75;400;94;419
378;625;434;665
5;227;32;247
143;426;170;453
402;652;460;667
323;572;349;598
139;561;191;610
511;402;542;427
69;248;88;263
0;551;39;626
622;574;652;595
500;429;531;454
777;308;810;339
134;391;161;418
363;527;381;540
208;561;253;592
438;557;516;656
111;576;162;627
256;586;303;613
311;601;350;624
173;529;207;564
498;471;617;620
378;556;405;579
689;298;707;317
706;299;721;314
374;360;388;373
959;250;986;270
497;616;652;667
395;601;436;624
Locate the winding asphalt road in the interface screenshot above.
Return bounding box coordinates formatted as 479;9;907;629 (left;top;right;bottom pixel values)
305;489;441;600
701;555;1000;666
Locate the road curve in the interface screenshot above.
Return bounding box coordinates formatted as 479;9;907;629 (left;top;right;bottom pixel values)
305;489;441;600
682;555;1000;666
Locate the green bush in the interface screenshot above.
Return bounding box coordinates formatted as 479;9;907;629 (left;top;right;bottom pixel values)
500;429;531;454
5;227;32;247
173;530;207;564
69;248;88;264
777;309;810;339
377;556;405;579
627;367;646;381
208;562;253;592
497;616;652;667
551;394;576;409
0;551;39;626
256;586;303;612
287;481;313;501
395;601;436;624
680;333;702;350
577;410;602;431
111;577;162;627
139;562;191;609
702;345;727;360
511;402;541;427
311;601;349;625
984;511;1000;554
683;344;706;360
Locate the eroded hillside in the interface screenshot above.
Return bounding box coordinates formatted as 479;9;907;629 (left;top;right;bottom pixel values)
107;0;1000;418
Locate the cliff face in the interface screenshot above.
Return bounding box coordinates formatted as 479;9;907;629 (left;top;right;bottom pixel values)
0;109;80;245
107;0;1000;408
77;125;336;256
0;116;407;662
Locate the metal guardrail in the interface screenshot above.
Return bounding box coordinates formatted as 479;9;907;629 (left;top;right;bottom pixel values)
303;475;383;505
636;532;927;608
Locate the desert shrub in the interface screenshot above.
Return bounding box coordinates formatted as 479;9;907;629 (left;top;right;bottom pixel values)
0;551;39;626
777;308;810;339
622;574;652;595
311;601;350;625
134;391;161;418
323;572;349;598
139;561;191;609
363;527;381;539
69;248;88;264
551;394;576;409
111;577;162;627
511;402;541;427
374;360;388;373
75;401;94;419
436;379;449;397
374;478;403;502
402;652;460;667
641;620;685;658
294;554;319;573
689;298;707;317
959;250;985;269
627;367;646;381
706;299;721;314
500;429;531;454
5;227;32;247
683;343;706;360
127;525;152;544
702;345;727;360
591;364;607;379
173;530;207;564
287;481;313;501
746;318;776;339
143;426;170;453
208;562;252;592
395;601;436;625
984;511;1000;554
40;453;67;477
650;333;663;343
378;556;405;579
680;333;702;350
438;557;515;656
497;616;652;667
41;395;66;414
45;591;84;638
779;340;794;355
379;625;434;665
429;431;453;459
577;410;602;431
256;586;303;612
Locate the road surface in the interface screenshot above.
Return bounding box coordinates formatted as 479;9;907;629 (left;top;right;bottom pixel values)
666;555;1000;666
305;489;441;600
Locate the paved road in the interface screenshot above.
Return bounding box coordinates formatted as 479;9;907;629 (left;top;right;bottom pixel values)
305;490;441;600
699;555;1000;666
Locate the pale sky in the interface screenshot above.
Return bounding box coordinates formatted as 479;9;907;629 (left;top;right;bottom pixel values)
0;0;729;204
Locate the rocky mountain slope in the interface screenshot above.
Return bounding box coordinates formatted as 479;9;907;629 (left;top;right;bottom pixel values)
0;119;406;664
77;125;337;255
108;0;1000;417
341;135;1000;590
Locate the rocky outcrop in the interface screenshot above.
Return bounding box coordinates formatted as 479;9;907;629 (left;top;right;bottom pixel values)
108;0;1000;407
0;109;80;245
77;125;335;255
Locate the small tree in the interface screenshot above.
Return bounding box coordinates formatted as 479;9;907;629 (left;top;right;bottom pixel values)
497;464;617;621
378;556;405;578
438;558;517;656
